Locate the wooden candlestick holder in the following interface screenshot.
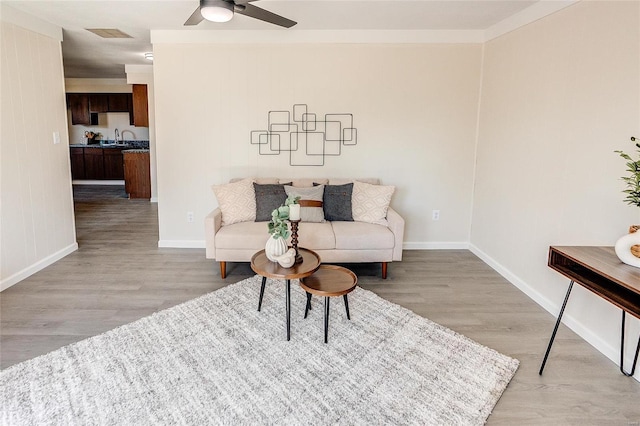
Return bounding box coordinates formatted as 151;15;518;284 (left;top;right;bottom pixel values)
289;219;303;264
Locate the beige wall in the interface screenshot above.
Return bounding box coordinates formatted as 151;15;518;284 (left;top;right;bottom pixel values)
1;18;77;290
153;43;483;247
472;0;640;378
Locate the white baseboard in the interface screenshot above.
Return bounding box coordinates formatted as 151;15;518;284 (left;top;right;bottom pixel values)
1;243;78;292
403;242;469;250
469;243;639;382
157;240;206;248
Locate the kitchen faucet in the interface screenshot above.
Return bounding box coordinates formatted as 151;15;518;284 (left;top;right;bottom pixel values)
114;128;120;142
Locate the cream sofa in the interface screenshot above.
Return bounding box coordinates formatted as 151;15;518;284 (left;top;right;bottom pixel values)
205;178;404;279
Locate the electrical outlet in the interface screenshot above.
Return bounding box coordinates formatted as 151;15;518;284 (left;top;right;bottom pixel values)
187;212;194;223
432;210;440;221
52;131;60;144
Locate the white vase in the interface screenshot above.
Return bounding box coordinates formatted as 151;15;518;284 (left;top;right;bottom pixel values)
614;230;640;268
265;236;287;262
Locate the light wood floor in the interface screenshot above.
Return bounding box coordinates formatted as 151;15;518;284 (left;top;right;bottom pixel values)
1;185;639;424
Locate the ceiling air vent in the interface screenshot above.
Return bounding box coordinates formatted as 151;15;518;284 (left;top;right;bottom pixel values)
85;29;132;38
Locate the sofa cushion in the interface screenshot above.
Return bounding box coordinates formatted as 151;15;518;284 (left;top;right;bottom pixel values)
284;185;325;223
215;221;270;249
212;178;256;226
298;222;336;249
332;221;394;250
323;183;354;221
254;183;288;221
352;181;395;226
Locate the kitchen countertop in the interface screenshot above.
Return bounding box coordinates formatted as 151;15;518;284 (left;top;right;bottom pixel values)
70;140;149;149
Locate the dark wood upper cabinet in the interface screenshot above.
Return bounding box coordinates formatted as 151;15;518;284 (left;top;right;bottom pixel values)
89;94;108;113
67;92;136;125
67;94;90;125
108;93;131;112
132;84;149;127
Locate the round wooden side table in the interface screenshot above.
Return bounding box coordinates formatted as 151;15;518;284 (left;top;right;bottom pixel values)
251;247;321;341
299;265;358;343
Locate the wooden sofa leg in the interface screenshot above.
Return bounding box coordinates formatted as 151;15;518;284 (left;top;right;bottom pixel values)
381;262;388;279
220;261;227;279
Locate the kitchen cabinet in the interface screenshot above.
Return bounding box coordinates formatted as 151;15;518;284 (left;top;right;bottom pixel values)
108;94;130;112
89;94;108;112
67;92;135;125
67;94;90;125
103;148;125;179
131;84;149;127
83;148;105;180
70;147;125;180
124;151;150;198
70;148;86;179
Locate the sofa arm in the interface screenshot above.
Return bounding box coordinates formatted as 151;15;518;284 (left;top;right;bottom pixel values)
387;207;405;261
205;208;222;259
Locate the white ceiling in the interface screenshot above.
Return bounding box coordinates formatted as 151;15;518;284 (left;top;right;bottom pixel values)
4;0;566;78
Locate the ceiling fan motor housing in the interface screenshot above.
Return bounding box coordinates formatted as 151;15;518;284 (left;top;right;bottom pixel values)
200;0;234;22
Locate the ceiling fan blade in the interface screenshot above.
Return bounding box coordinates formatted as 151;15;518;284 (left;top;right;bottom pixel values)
184;6;205;26
236;3;296;28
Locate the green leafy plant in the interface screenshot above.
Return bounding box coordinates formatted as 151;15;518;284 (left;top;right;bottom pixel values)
268;205;290;239
615;137;640;207
266;195;301;239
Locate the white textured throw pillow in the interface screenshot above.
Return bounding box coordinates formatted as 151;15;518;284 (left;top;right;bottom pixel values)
284;185;325;223
212;178;256;226
351;181;395;226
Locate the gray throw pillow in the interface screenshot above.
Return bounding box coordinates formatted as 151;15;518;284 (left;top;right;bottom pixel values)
254;183;287;221
323;183;354;221
284;185;325;223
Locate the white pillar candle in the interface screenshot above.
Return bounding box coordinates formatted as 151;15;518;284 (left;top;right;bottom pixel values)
289;204;301;221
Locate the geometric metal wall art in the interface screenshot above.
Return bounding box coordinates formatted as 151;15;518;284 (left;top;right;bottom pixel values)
250;104;357;166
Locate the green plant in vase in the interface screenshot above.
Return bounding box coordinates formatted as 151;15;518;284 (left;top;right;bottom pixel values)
615;137;640;208
268;205;291;239
614;136;640;268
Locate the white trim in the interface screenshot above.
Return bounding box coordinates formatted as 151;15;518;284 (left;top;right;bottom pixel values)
469;243;639;382
158;240;206;248
484;0;579;42
1;243;78;292
72;180;125;186
125;64;153;74
150;197;158;203
0;4;62;41
403;242;469;250
151;29;485;45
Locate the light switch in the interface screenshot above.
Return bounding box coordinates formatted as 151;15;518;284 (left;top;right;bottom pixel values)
52;131;60;144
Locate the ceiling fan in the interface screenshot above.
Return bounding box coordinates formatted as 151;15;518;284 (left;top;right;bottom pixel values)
184;0;297;28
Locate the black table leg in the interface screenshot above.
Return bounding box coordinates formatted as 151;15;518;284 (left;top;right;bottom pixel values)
304;292;312;319
324;297;330;344
620;310;640;377
257;276;267;312
343;294;351;320
286;279;291;341
539;280;574;375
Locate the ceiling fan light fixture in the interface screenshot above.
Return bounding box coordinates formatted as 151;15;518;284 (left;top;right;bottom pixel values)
200;1;234;23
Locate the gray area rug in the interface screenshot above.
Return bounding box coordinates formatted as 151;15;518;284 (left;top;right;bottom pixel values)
1;276;519;425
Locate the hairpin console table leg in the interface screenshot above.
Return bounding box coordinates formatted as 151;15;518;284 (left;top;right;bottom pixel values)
539;280;574;375
620;310;640;377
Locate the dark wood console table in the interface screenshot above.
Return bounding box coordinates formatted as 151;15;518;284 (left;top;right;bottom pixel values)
539;246;640;376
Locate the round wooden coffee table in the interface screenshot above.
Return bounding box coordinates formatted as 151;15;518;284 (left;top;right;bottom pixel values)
299;265;358;343
251;248;321;341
